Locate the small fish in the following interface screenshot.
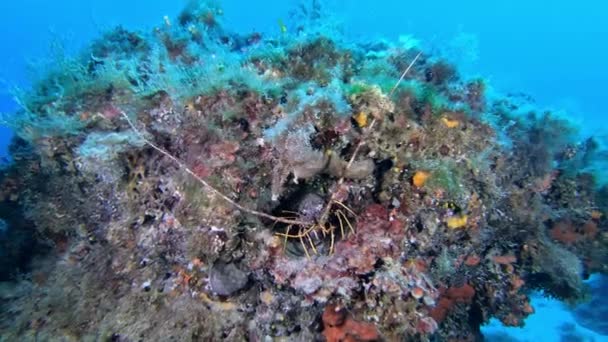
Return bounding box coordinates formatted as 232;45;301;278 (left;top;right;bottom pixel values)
446;215;468;229
441;201;460;211
277;19;287;34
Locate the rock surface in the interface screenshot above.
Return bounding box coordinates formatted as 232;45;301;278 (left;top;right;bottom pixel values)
210;261;249;296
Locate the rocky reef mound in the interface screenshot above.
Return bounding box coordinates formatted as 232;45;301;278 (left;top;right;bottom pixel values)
1;1;607;341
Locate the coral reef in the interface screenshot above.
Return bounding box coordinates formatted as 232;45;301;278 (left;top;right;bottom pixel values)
1;0;607;341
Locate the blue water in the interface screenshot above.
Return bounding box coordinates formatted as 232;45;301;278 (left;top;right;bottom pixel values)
2;1;607;157
1;1;606;340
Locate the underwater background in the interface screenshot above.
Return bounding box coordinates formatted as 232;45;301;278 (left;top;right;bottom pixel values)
0;0;606;341
2;0;607;162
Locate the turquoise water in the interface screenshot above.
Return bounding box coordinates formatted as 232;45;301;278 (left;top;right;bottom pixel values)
0;1;606;340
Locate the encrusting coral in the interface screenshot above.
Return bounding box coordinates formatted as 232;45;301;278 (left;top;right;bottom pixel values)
0;0;607;341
